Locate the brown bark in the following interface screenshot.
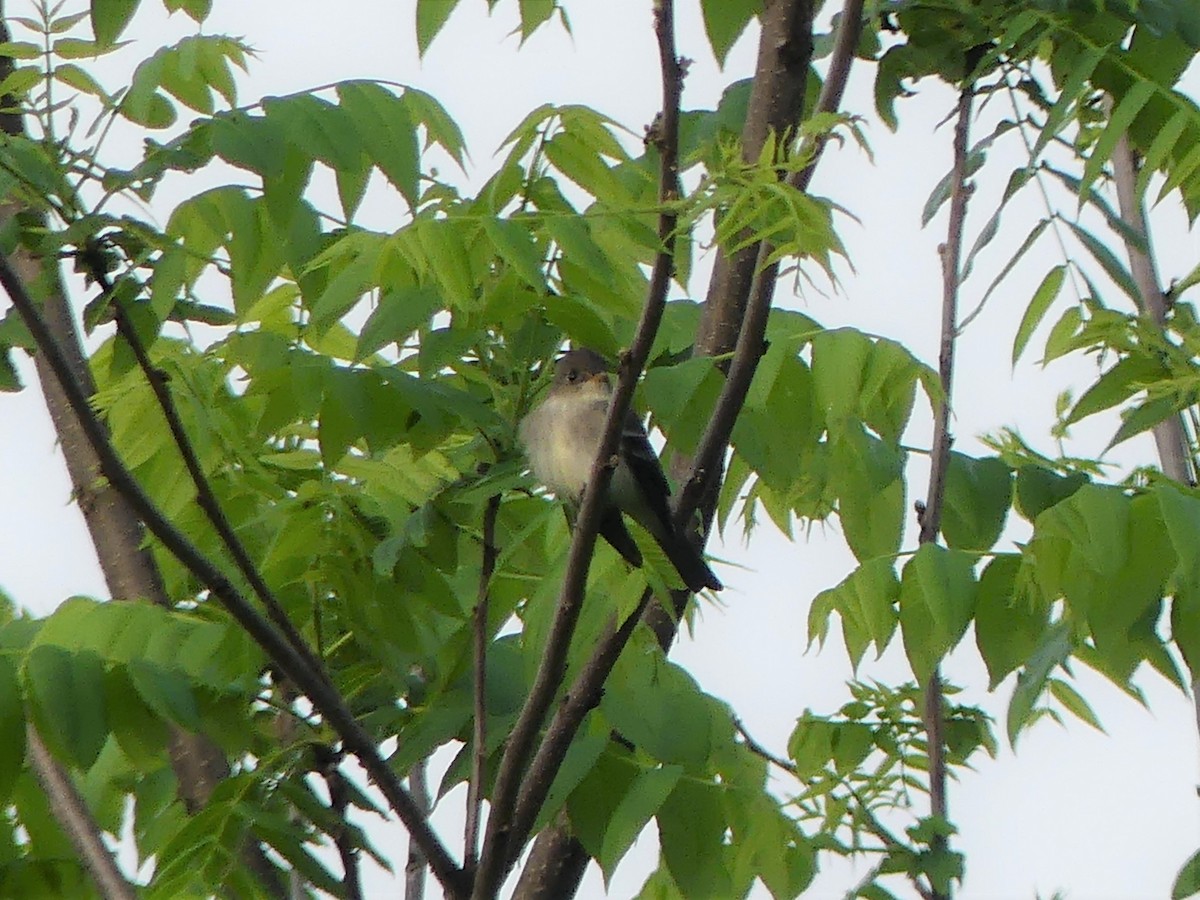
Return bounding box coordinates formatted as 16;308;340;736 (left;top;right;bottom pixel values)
0;8;281;895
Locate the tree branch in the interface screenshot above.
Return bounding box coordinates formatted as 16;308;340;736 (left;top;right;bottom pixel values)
1109;101;1200;789
406;757;431;900
1109;125;1193;486
0;257;468;898
513;2;869;894
471;4;685;896
465;491;501;873
92;266;330;684
917;81;975;900
0;7;284;895
27;725;136;900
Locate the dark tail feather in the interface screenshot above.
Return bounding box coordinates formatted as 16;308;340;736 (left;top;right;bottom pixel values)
599;507;720;593
660;530;722;593
598;507;643;567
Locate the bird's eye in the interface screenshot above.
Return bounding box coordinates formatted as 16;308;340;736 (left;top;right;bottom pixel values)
566;370;578;383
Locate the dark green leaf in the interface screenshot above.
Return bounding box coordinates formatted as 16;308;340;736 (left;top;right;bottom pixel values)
658;778;732;898
940;453;1012;551
1173;848;1200;900
0;655;24;803
1013;264;1065;366
91;0;138;47
600;765;683;880
899;545;978;684
25;645;108;769
975;554;1044;689
700;0;759;67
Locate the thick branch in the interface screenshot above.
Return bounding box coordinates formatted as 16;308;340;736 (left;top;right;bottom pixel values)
27;725;136;900
471;5;685;896
0;7;282;894
1109;130;1193;486
0;259;467;897
514;2;862;895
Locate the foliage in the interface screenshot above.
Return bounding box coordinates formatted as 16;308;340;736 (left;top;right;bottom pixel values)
0;0;1198;897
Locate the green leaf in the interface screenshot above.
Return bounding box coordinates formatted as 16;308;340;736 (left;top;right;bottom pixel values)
518;0;556;41
807;557;899;668
1012;264;1065;366
700;0;759;67
602;652;712;769
599;765;683;881
337;82;420;206
899;545;978;684
91;0;138;48
0;346;21;392
0;655;25;804
829;424;906;562
1047;677;1104;733
1174;848;1200;900
415;0;460;56
940;453;1012;551
127;659;201;730
163;0;212;23
975;554;1044;689
483;219;546;291
1014;465;1087;521
1041;305;1083;364
25;645;108;769
1063;219;1140;303
355;285;440;362
658;778;732;899
1080;82;1155;200
1007;621;1071;747
1066;355;1167;425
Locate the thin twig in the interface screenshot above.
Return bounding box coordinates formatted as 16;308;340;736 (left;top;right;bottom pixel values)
27;725;137;900
406;758;431;900
314;744;364;900
733;716;798;774
0;257;468;898
92;262;330;684
465;492;501;872
470;5;685;896
917;80;975;900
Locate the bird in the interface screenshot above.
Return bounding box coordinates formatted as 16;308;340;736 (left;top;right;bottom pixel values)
519;347;722;593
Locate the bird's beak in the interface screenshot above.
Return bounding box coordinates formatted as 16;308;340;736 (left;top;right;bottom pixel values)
589;372;610;387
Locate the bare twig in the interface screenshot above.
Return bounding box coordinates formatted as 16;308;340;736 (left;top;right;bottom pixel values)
465;492;501;872
917;80;976;900
315;745;364;900
0;257;468;898
406;758;431;900
27;725;136;900
471;5;685;896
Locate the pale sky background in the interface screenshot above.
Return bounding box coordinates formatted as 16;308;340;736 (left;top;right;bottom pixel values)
1;1;1198;898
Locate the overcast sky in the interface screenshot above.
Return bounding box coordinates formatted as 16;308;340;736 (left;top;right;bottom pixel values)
2;1;1198;898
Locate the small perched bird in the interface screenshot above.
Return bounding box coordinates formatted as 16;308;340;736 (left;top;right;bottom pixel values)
519;348;722;593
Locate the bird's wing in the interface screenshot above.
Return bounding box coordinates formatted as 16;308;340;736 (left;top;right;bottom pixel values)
620;409;675;533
